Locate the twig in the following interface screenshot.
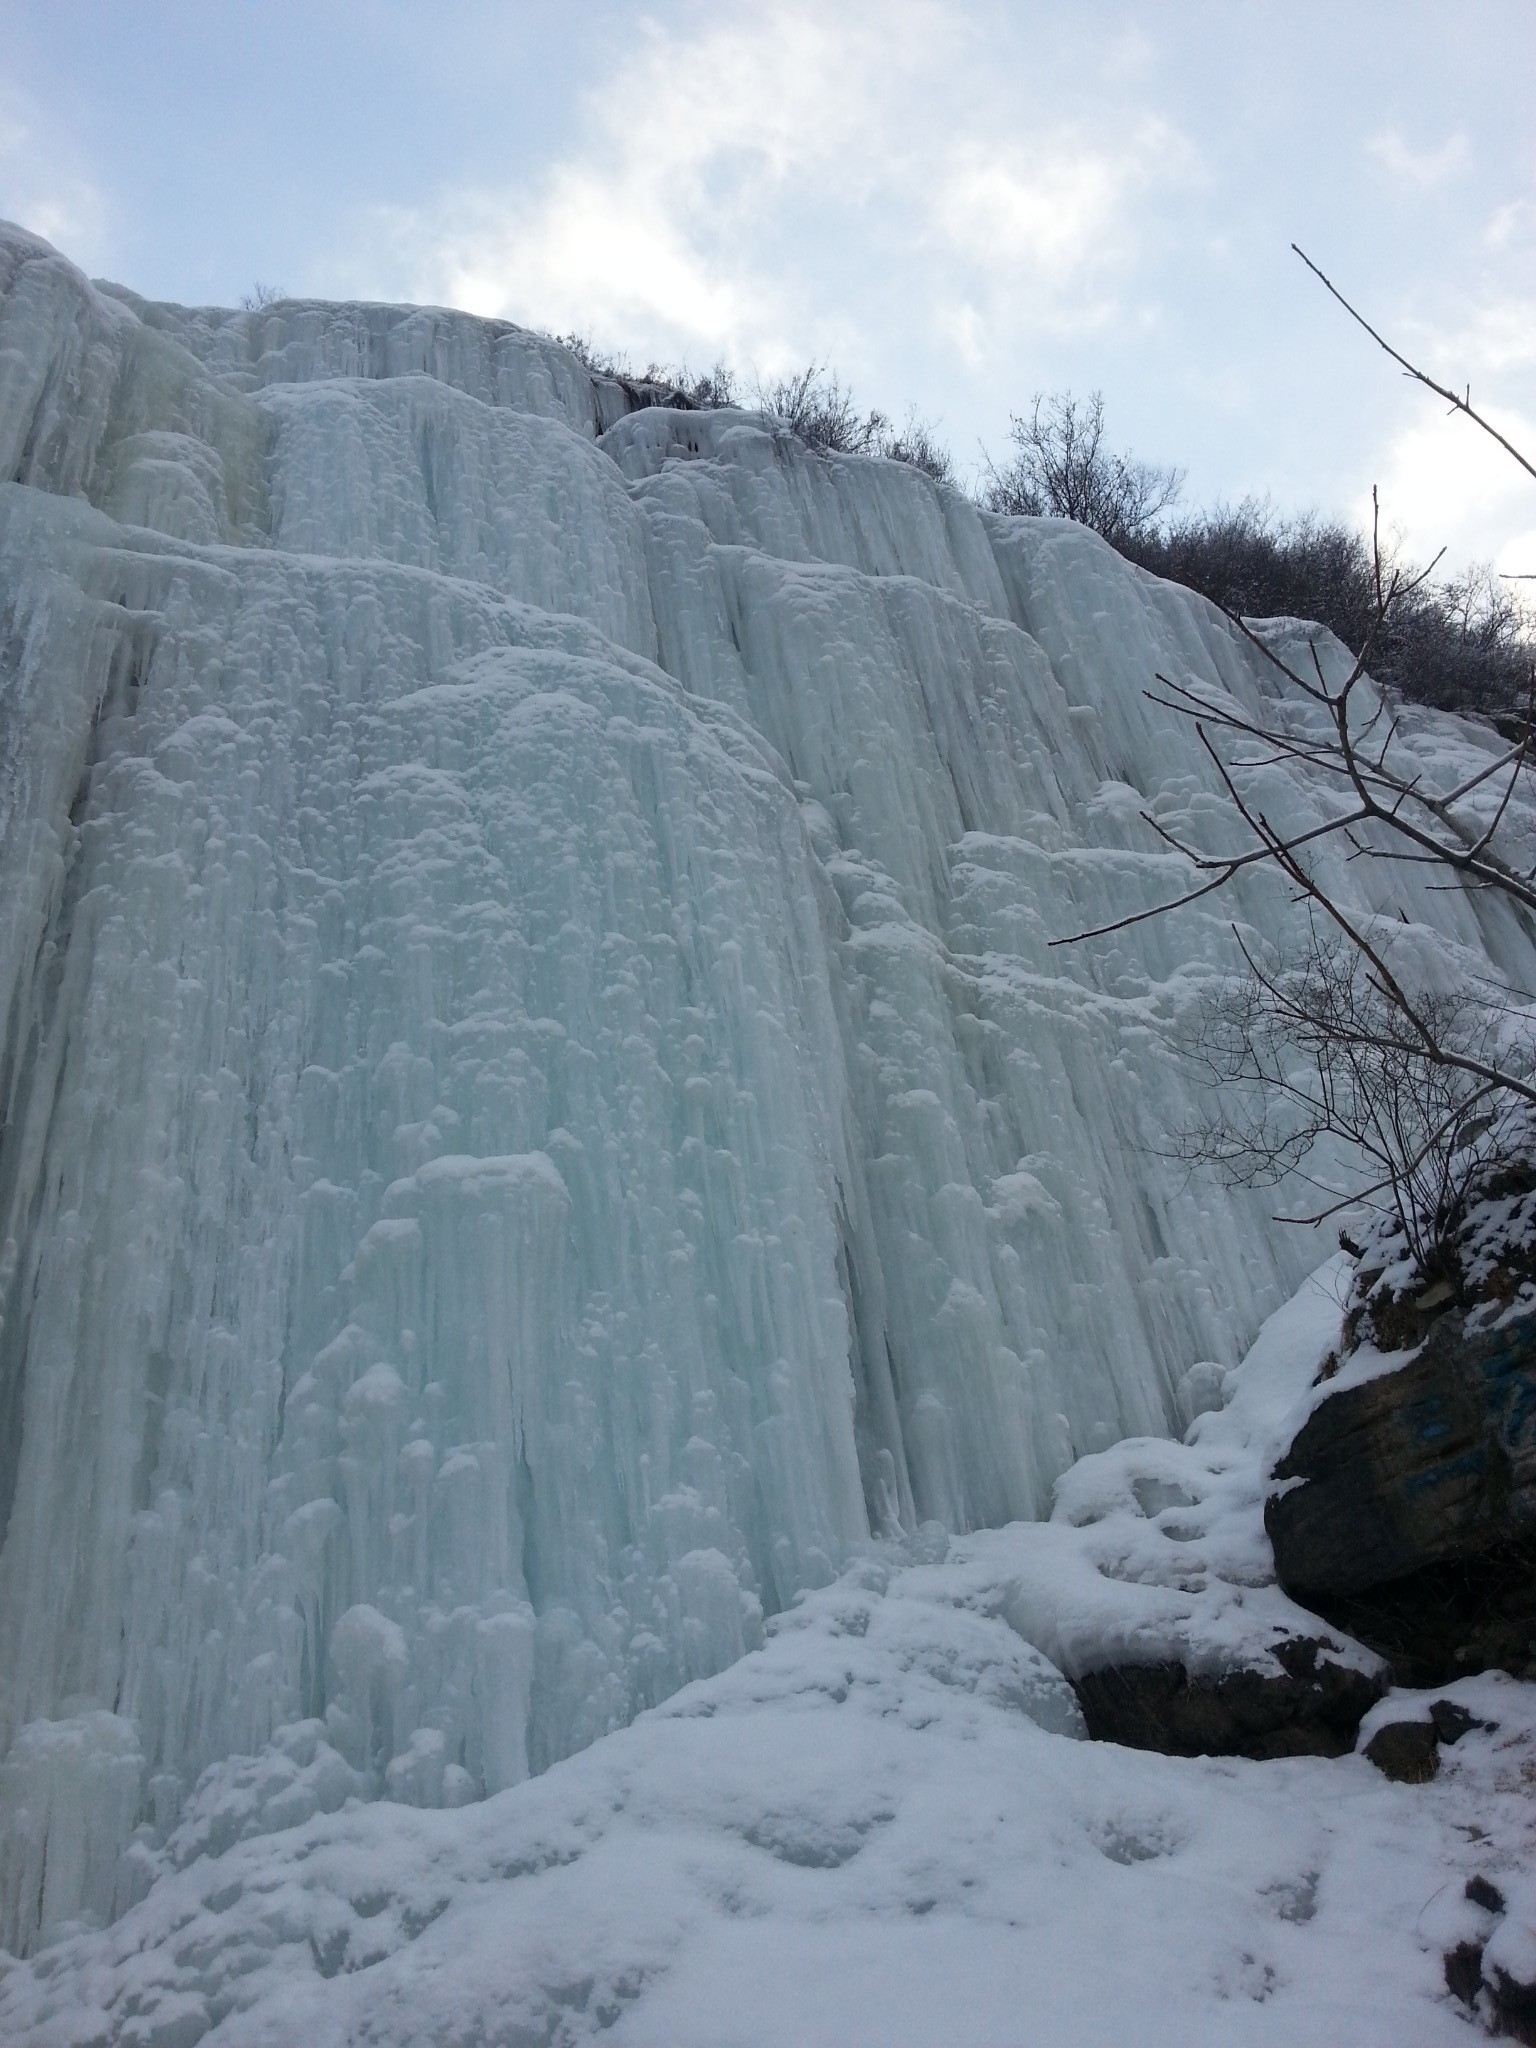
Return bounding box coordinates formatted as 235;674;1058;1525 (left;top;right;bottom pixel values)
1293;245;1536;484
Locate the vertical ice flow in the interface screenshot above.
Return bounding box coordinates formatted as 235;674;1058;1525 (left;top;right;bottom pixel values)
1;222;1531;1951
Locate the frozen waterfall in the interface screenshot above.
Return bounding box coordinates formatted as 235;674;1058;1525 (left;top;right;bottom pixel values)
1;220;1531;1955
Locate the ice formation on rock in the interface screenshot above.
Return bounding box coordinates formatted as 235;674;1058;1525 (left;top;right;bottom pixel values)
1;220;1532;1955
4;1265;1533;2048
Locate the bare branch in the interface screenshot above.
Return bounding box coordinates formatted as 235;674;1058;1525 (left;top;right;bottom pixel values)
1070;256;1536;1274
1293;245;1536;485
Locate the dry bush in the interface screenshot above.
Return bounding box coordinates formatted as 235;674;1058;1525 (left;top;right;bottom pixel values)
1176;922;1534;1275
884;411;955;484
757;363;890;454
982;390;1183;548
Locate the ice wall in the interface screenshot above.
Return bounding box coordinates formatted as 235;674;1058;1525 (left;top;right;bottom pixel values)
1;221;1531;1954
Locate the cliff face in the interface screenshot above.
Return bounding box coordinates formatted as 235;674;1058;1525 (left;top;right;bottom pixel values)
2;220;1533;1952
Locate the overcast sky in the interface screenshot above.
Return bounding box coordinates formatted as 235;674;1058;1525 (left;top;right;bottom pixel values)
3;0;1532;574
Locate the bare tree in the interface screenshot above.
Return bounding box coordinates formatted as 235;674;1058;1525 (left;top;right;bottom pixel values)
753;367;958;479
983;390;1184;549
1175;920;1532;1272
1058;252;1536;1272
756;363;891;456
673;361;739;411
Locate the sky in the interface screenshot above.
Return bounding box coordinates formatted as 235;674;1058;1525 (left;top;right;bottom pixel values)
2;0;1533;576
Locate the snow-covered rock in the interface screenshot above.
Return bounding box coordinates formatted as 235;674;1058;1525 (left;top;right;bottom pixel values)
4;220;1536;1961
1015;1258;1388;1755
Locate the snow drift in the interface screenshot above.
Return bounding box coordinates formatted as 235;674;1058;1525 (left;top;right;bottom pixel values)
1;221;1532;1956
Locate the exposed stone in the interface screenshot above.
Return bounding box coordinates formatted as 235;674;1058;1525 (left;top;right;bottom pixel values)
1363;1718;1440;1782
1490;1963;1536;2047
1446;1938;1486;2007
1430;1697;1494;1746
1072;1635;1384;1759
1443;1876;1536;2041
1265;1307;1536;1685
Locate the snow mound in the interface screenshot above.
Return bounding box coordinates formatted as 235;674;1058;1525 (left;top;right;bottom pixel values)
972;1256;1381;1689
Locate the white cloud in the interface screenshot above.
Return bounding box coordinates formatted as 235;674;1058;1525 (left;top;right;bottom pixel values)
0;86;108;264
1366;398;1536;575
1445;297;1536;380
353;0;1199;383
936;149;1120;271
935;119;1190;275
1365;128;1469;192
367;4;898;358
1501;528;1536;582
1484;197;1535;252
1354;269;1536;571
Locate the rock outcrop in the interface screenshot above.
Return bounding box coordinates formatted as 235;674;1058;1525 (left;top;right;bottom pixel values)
1072;1632;1383;1759
1441;1873;1536;2046
1266;1307;1536;1685
1360;1694;1498;1781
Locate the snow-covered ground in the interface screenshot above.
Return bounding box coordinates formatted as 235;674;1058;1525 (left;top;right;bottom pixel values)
3;1263;1531;2045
